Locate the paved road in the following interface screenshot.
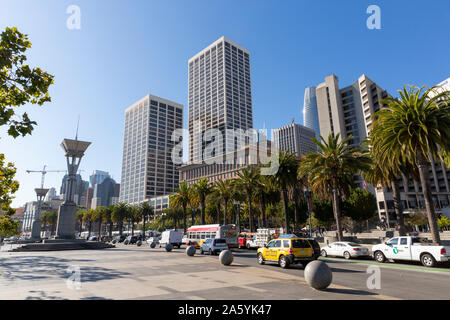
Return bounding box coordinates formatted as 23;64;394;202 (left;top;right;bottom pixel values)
0;244;449;300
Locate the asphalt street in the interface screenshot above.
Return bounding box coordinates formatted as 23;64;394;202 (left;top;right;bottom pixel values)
0;244;449;300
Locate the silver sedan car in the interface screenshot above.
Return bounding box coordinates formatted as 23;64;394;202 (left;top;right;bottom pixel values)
320;242;370;259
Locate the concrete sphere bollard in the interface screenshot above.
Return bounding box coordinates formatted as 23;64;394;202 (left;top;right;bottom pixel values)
136;240;142;247
186;245;196;256
304;260;332;290
165;243;173;252
219;250;233;266
150;242;156;248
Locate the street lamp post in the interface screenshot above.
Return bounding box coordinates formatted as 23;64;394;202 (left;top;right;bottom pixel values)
31;188;49;241
304;187;313;238
55;138;91;239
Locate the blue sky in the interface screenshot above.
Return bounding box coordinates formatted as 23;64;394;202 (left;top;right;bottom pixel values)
1;0;449;207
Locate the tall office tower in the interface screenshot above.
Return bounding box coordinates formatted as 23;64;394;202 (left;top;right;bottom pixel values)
273;122;316;157
188;36;253;163
90;170;110;187
303;86;320;136
60;171;89;206
119;94;183;205
316;74;388;149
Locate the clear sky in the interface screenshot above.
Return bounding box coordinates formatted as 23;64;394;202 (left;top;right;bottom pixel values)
1;0;449;208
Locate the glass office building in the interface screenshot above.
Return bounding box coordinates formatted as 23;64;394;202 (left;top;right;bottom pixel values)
302;86;320;136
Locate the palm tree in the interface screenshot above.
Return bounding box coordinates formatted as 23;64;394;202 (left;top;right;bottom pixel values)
372;86;450;244
206;189;222;224
214;180;233;225
140;201;154;239
92;207;105;241
127;206;140;236
112;202;128;236
230;180;245;232
76;209;85;236
299;133;371;241
236;167;260;232
272;150;300;234
171;181;190;232
191;178;212;225
253;175;280;228
104;205;114;239
83;209;94;239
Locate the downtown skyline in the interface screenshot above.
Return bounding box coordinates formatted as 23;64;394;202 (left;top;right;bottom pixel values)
1;0;449;208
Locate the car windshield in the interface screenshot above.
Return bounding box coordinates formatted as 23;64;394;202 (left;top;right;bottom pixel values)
214;239;226;244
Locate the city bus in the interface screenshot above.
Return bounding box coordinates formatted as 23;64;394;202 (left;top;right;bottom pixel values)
185;224;239;248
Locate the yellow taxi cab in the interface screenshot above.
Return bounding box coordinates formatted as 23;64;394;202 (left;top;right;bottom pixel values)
256;237;316;269
196;239;206;248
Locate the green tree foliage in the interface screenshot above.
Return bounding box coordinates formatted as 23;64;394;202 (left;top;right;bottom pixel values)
311;197;334;227
438;216;450;231
342;188;377;222
0;154;19;237
40;210;57;235
1;27;54;138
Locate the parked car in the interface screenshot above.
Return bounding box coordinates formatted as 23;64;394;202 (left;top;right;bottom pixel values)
257;237;315;269
88;236;98;241
4;236;19;243
146;237;160;245
200;238;228;255
124;235;138;245
372;236;450;267
320;242;370;259
159;229;183;248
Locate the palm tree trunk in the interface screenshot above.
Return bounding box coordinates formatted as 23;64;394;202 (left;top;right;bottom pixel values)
247;191;254;232
391;179;406;236
183;204;187;233
224;199;228;225
417;152;441;244
143;216;146;240
332;185;343;241
261;198;266;228
191;209;195;225
201;202;206;225
109;220;113;238
98;220;102;241
282;187;290;234
131;221;135;236
88;222;92;239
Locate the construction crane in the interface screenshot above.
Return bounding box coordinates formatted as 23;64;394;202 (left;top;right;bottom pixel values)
26;165;68;189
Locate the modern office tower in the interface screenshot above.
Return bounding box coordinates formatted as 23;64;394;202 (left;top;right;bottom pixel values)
44;188;58;202
188;36;253;163
272;122;316;157
119;94;183;205
90;170;110;187
316;74;389;149
303;86;320;136
84;187;94;209
60;172;89;206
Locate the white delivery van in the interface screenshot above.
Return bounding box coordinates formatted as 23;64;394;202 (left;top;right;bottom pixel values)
159;229;183;248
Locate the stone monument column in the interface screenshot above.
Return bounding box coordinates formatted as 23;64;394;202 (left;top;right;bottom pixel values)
31;188;49;241
55;138;91;239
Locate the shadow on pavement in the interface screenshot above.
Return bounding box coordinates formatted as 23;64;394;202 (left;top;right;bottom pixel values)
0;255;131;283
324;288;378;296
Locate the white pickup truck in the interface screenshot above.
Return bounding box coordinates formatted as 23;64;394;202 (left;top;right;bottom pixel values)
372;236;450;267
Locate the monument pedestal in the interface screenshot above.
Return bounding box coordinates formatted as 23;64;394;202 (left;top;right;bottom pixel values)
31;220;42;240
55;203;78;240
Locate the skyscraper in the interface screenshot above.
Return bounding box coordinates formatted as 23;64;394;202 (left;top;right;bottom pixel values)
119;94;183;204
303;86;320;136
188;36;253;163
273;122;316;157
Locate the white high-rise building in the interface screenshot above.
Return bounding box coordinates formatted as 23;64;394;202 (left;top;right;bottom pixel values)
273;122;316;157
119;94;183;204
315;74;450;222
188;36;253;163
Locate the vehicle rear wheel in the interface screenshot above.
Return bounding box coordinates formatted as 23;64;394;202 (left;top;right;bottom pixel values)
421;253;436;267
257;253;265;265
279;255;290;269
320;249;327;257
343;251;351;260
374;251;386;263
209;249;214;256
